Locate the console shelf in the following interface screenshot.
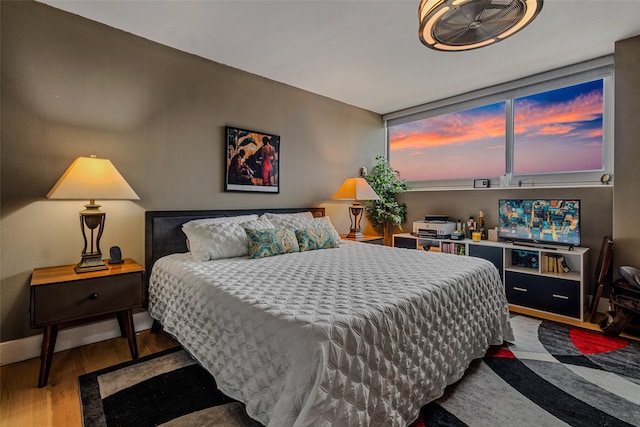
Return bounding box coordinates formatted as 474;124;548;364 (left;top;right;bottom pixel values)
392;233;590;320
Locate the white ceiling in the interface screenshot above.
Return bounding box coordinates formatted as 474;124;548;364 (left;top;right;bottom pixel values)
39;0;640;115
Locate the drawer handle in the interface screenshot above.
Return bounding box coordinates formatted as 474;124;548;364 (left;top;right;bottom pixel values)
89;293;99;300
552;294;569;300
513;287;527;292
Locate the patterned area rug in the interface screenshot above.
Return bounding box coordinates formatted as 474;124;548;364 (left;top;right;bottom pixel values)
79;315;640;426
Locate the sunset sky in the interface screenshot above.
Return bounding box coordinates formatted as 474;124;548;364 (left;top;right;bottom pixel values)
389;80;604;182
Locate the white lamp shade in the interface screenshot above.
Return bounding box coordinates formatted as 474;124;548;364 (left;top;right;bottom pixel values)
331;177;379;202
47;156;139;200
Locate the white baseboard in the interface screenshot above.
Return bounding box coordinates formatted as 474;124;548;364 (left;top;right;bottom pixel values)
0;311;154;367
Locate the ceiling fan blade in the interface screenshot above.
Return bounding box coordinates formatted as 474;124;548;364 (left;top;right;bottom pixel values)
461;0;494;22
439;26;475;44
463;22;513;42
479;1;523;24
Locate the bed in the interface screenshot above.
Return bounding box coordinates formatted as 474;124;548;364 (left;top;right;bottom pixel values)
145;208;513;427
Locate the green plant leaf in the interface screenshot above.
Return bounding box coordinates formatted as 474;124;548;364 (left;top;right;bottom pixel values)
364;156;408;233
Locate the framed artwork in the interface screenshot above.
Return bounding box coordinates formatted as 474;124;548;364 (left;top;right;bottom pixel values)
225;126;280;193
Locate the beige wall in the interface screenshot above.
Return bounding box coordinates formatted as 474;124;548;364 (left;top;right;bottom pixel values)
613;35;640;272
0;2;384;342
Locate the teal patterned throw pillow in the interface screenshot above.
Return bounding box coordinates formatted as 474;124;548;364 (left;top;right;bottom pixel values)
245;228;300;258
295;228;340;252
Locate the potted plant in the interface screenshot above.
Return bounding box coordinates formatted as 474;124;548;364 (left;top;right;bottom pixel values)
364;155;408;246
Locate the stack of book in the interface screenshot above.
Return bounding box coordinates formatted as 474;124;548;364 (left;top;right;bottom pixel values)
441;242;466;255
543;254;570;273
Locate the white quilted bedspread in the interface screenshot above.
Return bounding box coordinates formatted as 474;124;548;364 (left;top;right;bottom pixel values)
149;241;513;427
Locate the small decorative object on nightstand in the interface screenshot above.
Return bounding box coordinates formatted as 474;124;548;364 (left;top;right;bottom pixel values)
108;245;124;264
340;234;384;245
30;259;144;387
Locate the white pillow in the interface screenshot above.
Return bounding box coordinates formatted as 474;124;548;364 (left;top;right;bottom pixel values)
261;212;314;223
183;218;275;261
267;215;341;242
239;218;275;230
182;214;259;228
312;216;342;242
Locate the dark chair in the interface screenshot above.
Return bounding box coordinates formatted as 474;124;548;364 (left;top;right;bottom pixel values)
600;266;640;336
589;236;614;322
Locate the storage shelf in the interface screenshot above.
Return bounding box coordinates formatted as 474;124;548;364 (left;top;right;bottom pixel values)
538;271;581;281
392;233;590;320
504;266;538;275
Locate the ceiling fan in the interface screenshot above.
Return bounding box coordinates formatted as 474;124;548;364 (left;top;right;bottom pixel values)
419;0;544;51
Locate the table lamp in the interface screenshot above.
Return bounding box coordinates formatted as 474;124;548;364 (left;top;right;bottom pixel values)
47;156;139;273
331;177;379;239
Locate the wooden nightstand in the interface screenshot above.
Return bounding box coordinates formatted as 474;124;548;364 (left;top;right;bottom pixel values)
340;234;384;245
30;258;145;387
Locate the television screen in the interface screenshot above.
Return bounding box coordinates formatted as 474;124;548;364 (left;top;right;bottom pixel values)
498;199;580;246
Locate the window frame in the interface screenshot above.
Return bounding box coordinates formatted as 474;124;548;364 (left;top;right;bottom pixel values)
383;56;614;191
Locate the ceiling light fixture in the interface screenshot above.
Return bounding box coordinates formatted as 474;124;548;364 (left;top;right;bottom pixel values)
419;0;543;51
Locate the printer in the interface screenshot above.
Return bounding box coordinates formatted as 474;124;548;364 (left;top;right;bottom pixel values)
413;219;456;239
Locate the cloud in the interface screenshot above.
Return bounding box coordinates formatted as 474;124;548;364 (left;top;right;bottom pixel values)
538;124;574;135
514;89;602;139
390;107;505;151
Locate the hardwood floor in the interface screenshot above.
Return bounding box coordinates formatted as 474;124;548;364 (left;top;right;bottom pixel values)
509;305;639;340
1;313;637;427
0;329;179;427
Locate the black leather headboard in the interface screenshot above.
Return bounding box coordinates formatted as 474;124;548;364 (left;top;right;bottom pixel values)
144;207;325;283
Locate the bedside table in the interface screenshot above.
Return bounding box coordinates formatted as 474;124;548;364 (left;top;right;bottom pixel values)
30;258;145;387
340;234;384;245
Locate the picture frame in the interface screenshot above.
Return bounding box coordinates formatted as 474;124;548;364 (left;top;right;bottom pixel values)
225;126;280;193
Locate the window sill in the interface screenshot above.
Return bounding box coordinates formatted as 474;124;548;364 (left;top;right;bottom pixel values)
406;183;614;192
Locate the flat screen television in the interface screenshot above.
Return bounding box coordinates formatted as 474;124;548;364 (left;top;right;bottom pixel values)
498;199;580;248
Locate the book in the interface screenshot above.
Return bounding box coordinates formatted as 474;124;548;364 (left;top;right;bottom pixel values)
543;254;570;274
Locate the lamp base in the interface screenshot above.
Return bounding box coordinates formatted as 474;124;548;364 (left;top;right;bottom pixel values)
345;229;364;240
345;203;366;240
75;254;108;273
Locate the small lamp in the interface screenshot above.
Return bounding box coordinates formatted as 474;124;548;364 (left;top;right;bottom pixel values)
47;156;139;273
331;177;379;239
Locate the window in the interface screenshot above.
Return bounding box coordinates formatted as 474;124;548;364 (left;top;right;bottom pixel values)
384;57;613;189
513;80;603;175
389;102;505;181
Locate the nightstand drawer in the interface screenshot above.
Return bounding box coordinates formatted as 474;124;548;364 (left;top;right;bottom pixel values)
31;272;143;326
